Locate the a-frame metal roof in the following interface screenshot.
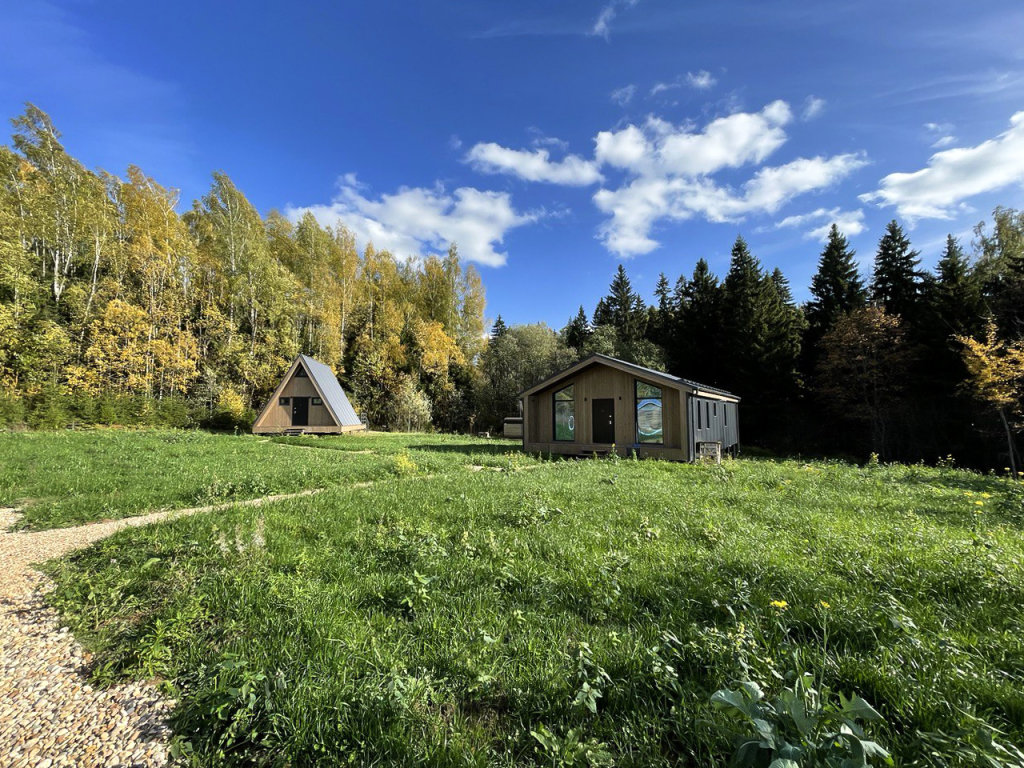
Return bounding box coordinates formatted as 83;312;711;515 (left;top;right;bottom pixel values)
252;354;362;429
297;354;362;426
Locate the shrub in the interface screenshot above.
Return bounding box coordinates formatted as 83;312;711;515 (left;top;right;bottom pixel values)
0;392;27;428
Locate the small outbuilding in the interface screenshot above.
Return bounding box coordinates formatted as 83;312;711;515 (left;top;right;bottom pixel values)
519;353;739;461
252;354;366;435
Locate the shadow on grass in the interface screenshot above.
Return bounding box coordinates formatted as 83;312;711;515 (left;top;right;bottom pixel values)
412;442;522;457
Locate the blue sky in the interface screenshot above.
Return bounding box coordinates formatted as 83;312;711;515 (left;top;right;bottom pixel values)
3;1;1023;328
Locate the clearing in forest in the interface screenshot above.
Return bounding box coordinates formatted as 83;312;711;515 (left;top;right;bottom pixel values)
2;431;1023;766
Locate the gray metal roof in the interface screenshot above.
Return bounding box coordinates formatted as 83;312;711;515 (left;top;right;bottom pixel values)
519;353;739;400
298;354;362;426
589;354;739;399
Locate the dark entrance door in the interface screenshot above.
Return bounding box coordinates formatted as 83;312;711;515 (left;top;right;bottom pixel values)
291;396;309;426
592;398;615;444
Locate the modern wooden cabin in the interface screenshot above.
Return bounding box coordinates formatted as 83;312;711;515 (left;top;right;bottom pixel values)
252;354;365;435
519;353;739;461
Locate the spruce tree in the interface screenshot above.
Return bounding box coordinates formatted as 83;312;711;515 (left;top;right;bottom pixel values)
490;315;508;338
805;224;866;339
722;236;767;385
927;235;983;339
677;259;723;381
871;220;922;320
562;306;591;356
762;268;804;395
647;272;673;348
598;264;647;345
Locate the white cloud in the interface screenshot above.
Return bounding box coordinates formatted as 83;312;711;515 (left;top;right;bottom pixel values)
463;100;869;258
686;70;717;90
651;70;718;96
287;175;536;267
923;121;956;149
589;102;865;256
592;153;866;254
862;111;1024;220
610;84;636;106
775;206;866;241
590;0;639;39
741;154;867;214
596;101;792;177
465;142;604;185
801;96;826;121
527;128;569;152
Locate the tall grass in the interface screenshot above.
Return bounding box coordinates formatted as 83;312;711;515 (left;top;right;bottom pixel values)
41;444;1024;766
0;430;528;529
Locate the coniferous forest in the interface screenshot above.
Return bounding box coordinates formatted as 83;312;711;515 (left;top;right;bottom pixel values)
3;105;1023;469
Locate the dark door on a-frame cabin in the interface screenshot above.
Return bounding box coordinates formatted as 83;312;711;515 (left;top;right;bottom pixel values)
592;399;615;443
291;397;309;427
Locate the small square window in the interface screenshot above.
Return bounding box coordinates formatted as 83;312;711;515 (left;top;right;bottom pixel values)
279;397;290;406
312;397;323;406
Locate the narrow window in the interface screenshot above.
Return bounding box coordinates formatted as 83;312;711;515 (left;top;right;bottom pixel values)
312;396;323;406
724;404;728;426
713;402;717;417
279;397;290;406
697;399;702;429
635;381;663;444
553;384;575;441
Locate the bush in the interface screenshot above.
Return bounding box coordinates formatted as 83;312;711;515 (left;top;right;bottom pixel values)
0;392;27;428
28;386;71;429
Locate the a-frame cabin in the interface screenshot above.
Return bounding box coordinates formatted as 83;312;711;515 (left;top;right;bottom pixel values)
252;354;366;435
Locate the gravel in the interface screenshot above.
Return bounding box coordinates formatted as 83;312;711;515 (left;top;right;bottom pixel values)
0;489;323;768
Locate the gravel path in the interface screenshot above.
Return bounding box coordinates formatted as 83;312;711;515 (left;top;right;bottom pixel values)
0;489;322;768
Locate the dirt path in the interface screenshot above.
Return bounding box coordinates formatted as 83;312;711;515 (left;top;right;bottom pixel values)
0;488;322;768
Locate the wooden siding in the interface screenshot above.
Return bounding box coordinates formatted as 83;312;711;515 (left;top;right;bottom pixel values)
523;363;686;457
255;374;337;429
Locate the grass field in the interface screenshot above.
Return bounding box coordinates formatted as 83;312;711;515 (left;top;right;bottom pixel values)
0;430;531;529
7;431;1024;765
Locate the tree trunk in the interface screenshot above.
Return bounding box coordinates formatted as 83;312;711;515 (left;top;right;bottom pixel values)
998;407;1020;481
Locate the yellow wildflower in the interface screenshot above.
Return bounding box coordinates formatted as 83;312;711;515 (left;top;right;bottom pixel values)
769;600;789;610
981;492;992;498
820;601;831;609
975;500;985;506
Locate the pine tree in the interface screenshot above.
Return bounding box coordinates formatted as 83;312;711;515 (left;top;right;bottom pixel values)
762;268;804;395
673;259;722;381
595;264;647;345
722;236;767;386
871;220;921;320
490;315;508;338
805;224;866;339
647;272;673;348
562;306;591;355
926;235;983;340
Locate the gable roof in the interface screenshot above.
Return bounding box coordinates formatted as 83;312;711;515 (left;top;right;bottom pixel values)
518;353;739;401
252;354;362;428
298;355;362;426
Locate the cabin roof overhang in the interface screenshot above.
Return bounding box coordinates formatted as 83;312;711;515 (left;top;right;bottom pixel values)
517;353;739;402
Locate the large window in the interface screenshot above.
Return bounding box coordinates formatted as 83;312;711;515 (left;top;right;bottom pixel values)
553;384;575;441
636;381;663;444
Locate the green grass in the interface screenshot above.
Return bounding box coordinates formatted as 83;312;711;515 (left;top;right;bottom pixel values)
11;431;1024;765
0;429;529;529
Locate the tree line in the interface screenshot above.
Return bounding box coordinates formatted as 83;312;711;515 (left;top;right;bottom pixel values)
2;104;1022;468
0;105;484;431
478;215;1024;469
